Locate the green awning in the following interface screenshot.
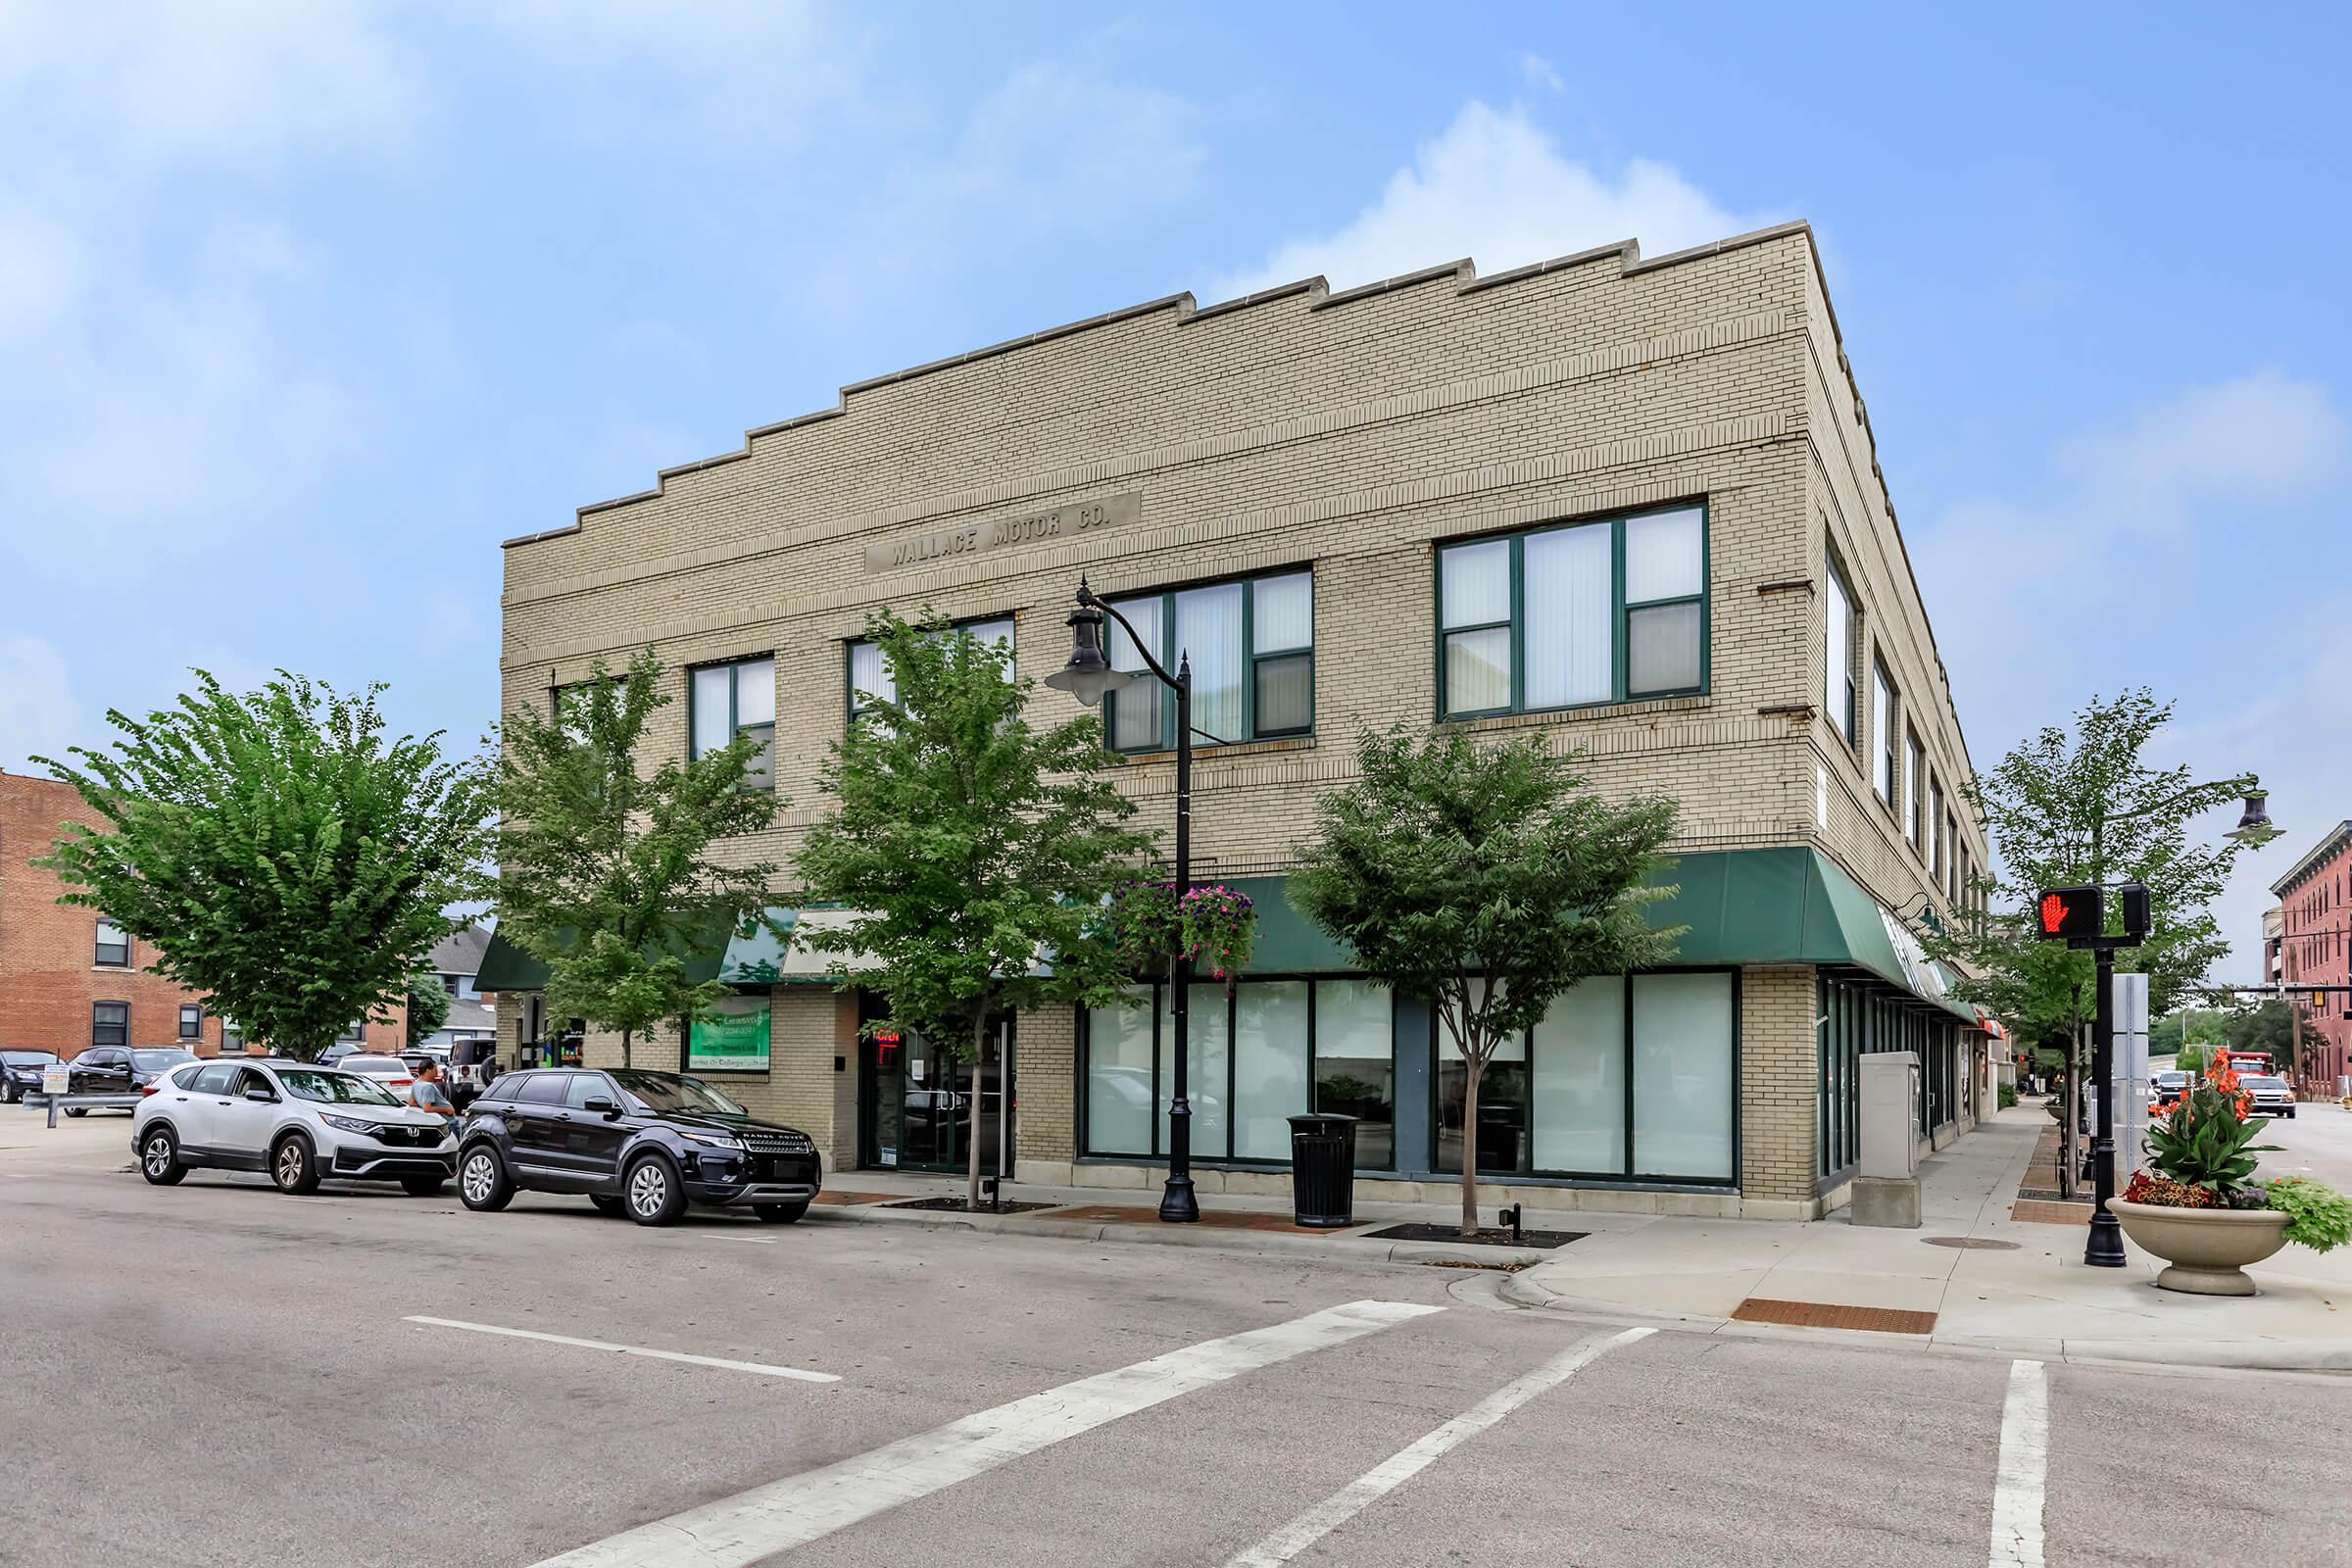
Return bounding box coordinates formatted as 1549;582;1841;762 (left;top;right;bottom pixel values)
474;915;740;994
1235;850;1973;1021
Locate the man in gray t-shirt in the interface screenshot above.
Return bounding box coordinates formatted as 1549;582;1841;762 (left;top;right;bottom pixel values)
409;1061;457;1128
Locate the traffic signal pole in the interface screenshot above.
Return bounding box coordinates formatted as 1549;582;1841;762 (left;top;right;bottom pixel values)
2083;939;2127;1267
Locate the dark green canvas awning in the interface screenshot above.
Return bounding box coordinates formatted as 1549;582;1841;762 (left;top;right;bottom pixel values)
474;916;739;994
1237;850;1974;1021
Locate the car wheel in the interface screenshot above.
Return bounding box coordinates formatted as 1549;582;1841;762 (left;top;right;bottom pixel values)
589;1194;624;1216
459;1146;514;1211
622;1153;686;1226
138;1127;188;1186
65;1107;86;1118
754;1201;809;1224
270;1133;321;1195
400;1172;447;1197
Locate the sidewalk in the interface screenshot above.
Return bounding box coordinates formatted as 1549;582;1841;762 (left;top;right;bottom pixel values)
1500;1102;2352;1373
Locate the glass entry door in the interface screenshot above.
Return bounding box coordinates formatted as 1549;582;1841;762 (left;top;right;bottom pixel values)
859;1004;1014;1174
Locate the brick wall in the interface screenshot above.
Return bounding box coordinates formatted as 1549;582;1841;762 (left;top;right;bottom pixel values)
494;222;1983;1210
0;771;226;1057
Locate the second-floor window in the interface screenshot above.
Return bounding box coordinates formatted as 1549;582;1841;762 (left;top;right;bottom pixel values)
1105;570;1313;752
1930;777;1946;884
94;918;128;967
1872;660;1896;806
1824;554;1855;745
848;616;1015;724
1437;505;1705;720
689;656;776;787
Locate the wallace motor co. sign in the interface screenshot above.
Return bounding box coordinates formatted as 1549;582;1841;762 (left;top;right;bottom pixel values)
863;492;1140;574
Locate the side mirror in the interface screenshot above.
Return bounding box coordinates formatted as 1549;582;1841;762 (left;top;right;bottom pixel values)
243;1088;275;1103
581;1096;618;1116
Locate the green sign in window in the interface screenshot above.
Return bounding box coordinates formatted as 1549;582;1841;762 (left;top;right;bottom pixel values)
689;999;770;1072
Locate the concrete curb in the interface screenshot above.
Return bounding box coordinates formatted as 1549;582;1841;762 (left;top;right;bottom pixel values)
808;1200;1546;1268
1497;1270;2352;1374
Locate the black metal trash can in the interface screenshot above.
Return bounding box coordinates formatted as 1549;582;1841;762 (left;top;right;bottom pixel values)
1288;1113;1358;1228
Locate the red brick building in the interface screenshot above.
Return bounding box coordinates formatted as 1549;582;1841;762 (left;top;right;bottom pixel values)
2269;818;2352;1094
0;770;405;1058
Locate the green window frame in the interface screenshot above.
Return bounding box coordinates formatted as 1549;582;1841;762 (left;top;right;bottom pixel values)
687;655;776;789
845;615;1014;724
1434;503;1708;720
1103;568;1315;754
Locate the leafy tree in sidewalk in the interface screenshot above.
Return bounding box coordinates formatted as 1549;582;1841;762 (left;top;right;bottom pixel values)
1929;689;2262;1067
1291;726;1683;1237
405;969;453;1046
34;672;491;1059
495;651;782;1068
797;612;1156;1210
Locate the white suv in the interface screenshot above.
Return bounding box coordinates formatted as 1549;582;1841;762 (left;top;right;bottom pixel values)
133;1058;458;1196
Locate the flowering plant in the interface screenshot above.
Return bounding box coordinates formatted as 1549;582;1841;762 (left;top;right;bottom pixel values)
1112;880;1257;980
2140;1051;2279;1196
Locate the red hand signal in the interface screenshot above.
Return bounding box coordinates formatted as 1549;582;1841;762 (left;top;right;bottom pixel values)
2039;892;2067;934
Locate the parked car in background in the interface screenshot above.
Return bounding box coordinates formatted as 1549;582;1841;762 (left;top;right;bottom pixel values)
57;1047;183;1113
2147;1070;2189;1113
456;1067;820;1227
133;1058;456;1194
336;1054;416;1094
2;1051;59;1104
316;1044;364;1068
129;1048;199;1091
445;1038;499;1107
2239;1074;2296;1119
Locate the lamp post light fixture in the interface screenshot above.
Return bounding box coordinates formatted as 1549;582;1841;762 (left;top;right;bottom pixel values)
2229;790;2280;848
1045;576;1200;1224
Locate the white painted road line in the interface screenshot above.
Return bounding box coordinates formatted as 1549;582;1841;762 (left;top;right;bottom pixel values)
526;1298;1445;1568
404;1317;838;1384
1222;1325;1653;1567
1988;1358;2048;1567
707;1233;777;1244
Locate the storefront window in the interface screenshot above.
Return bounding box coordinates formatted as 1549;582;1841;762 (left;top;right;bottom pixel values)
1233;981;1309;1159
1313;979;1394;1170
1531;977;1625;1172
1085;977;1393;1168
1632;971;1736;1180
1436;1009;1528;1175
1086;988;1154;1156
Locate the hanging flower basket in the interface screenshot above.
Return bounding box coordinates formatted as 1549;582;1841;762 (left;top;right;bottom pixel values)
1112;881;1257;981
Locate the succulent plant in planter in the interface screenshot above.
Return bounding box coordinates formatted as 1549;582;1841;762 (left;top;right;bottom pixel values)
2110;1052;2346;1295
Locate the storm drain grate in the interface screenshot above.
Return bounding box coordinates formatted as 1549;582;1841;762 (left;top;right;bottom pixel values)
1730;1298;1937;1335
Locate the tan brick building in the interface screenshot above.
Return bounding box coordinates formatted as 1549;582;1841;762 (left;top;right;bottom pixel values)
489;220;1992;1220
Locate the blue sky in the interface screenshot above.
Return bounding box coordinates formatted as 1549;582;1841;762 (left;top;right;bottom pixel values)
3;2;2344;976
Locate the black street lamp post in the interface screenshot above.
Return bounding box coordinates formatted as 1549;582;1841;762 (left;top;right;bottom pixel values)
1045;576;1200;1223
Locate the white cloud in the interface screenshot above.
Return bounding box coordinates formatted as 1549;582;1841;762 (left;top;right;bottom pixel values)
0;634;80;770
1517;52;1565;94
1210;100;1778;302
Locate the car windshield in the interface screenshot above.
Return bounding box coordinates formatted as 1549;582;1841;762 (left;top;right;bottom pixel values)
2;1051;59;1066
610;1070;747;1117
2242;1076;2286;1091
275;1070;403;1106
131;1050;194;1069
341;1056;405;1072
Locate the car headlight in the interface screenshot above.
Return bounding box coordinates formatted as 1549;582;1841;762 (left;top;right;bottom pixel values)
320;1114;374;1133
679;1130;743;1151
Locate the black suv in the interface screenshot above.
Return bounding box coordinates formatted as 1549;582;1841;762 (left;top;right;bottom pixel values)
456;1067;821;1227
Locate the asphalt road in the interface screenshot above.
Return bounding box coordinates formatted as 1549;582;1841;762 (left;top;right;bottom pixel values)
2;1150;2347;1568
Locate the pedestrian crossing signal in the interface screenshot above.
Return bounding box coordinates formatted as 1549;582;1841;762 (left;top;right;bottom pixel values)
2034;885;2102;940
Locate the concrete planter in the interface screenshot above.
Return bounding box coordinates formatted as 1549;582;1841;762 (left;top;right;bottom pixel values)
2107;1198;2290;1297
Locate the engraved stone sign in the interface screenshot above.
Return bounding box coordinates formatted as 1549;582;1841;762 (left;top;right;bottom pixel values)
864;491;1141;574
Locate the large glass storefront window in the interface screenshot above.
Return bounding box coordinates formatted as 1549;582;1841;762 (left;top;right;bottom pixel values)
1085;977;1395;1169
1437;971;1735;1183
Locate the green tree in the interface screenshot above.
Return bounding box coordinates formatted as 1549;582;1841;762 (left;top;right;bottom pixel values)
796;612;1156;1210
406;969;453;1046
1932;689;2259;1062
34;672;491;1059
1291;726;1683;1236
2222;1000;2296;1065
495;651;783;1068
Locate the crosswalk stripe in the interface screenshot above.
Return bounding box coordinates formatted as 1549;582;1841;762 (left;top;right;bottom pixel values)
1988;1359;2048;1567
404;1317;838;1383
1222;1326;1653;1567
526;1298;1445;1568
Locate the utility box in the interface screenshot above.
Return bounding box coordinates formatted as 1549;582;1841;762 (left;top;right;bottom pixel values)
1852;1051;1921;1229
2111;973;2149;1188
